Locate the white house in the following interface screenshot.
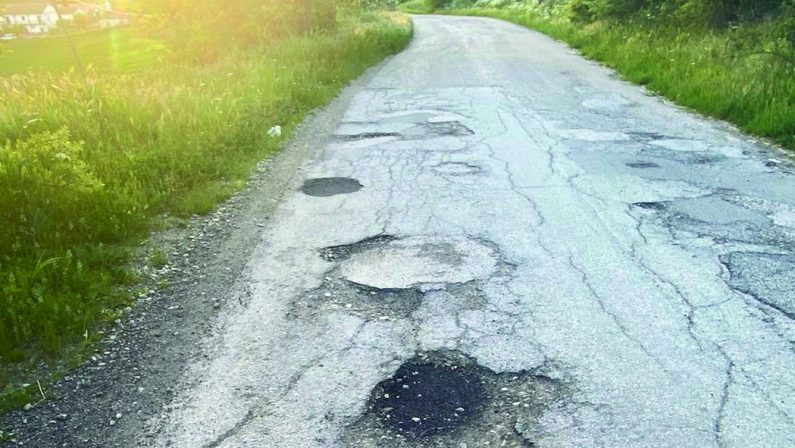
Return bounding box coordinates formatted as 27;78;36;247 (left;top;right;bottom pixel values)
0;2;58;34
0;2;114;35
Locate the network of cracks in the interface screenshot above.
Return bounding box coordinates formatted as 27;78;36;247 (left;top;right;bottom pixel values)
290;114;795;446
295;165;569;445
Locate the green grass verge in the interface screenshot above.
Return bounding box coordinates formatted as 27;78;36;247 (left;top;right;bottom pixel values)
443;7;795;150
0;10;412;409
0;28;166;76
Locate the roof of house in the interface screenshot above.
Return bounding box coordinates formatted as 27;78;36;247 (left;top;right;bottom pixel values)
1;2;51;15
56;2;102;15
1;1;102;16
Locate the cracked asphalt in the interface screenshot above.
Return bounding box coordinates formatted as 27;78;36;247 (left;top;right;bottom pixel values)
146;16;795;447
10;14;793;448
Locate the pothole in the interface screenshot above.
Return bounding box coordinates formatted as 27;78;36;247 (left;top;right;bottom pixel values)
631;201;668;211
628;131;667;141
341;351;567;447
425;121;474;137
343;132;402;141
335;118;474;143
433;162;482;176
625;161;660;169
370;354;487;438
691;155;724;165
338;236;499;290
298;236;505;319
321;235;398;262
301;177;362;197
289;275;424;320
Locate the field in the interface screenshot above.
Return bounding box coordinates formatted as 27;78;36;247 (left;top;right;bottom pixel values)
0;28;165;76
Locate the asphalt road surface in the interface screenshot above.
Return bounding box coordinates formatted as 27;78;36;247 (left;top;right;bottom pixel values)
9;14;795;448
151;15;795;447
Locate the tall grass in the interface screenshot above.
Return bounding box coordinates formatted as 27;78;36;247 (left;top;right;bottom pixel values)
443;4;795;150
0;10;411;364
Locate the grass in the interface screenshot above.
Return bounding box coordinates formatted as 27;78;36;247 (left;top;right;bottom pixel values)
442;5;795;150
0;28;166;76
0;9;412;409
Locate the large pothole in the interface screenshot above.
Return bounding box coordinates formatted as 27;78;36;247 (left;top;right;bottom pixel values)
338;237;499;290
341;351;567;447
291;236;505;320
301;177;362;197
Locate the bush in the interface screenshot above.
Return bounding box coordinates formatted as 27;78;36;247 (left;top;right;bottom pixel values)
0;129;136;255
567;0;596;22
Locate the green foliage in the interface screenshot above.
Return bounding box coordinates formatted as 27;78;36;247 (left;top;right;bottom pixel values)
0;9;411;370
398;0;436;13
556;0;791;26
397;0;458;13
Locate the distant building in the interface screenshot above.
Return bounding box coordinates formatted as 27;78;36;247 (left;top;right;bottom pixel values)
0;1;126;35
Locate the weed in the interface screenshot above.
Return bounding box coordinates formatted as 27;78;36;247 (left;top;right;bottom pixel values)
148;248;169;269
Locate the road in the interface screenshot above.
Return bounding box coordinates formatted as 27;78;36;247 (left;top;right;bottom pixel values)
13;14;793;448
148;15;795;447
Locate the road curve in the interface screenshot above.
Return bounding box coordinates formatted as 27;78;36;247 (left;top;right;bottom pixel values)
153;15;795;447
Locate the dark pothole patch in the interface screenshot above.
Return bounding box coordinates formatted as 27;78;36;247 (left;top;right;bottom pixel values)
625;161;661;169
301;177;363;197
371;355;487;438
632;201;668;211
320;235;399;262
343;132;403;141
341;351;567;447
691;155;725;165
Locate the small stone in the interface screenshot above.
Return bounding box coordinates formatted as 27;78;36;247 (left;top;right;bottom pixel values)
109;419;116;426
455;407;465;412
411;417;421;422
23;403;32;411
115;413;122;419
56;414;68;420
